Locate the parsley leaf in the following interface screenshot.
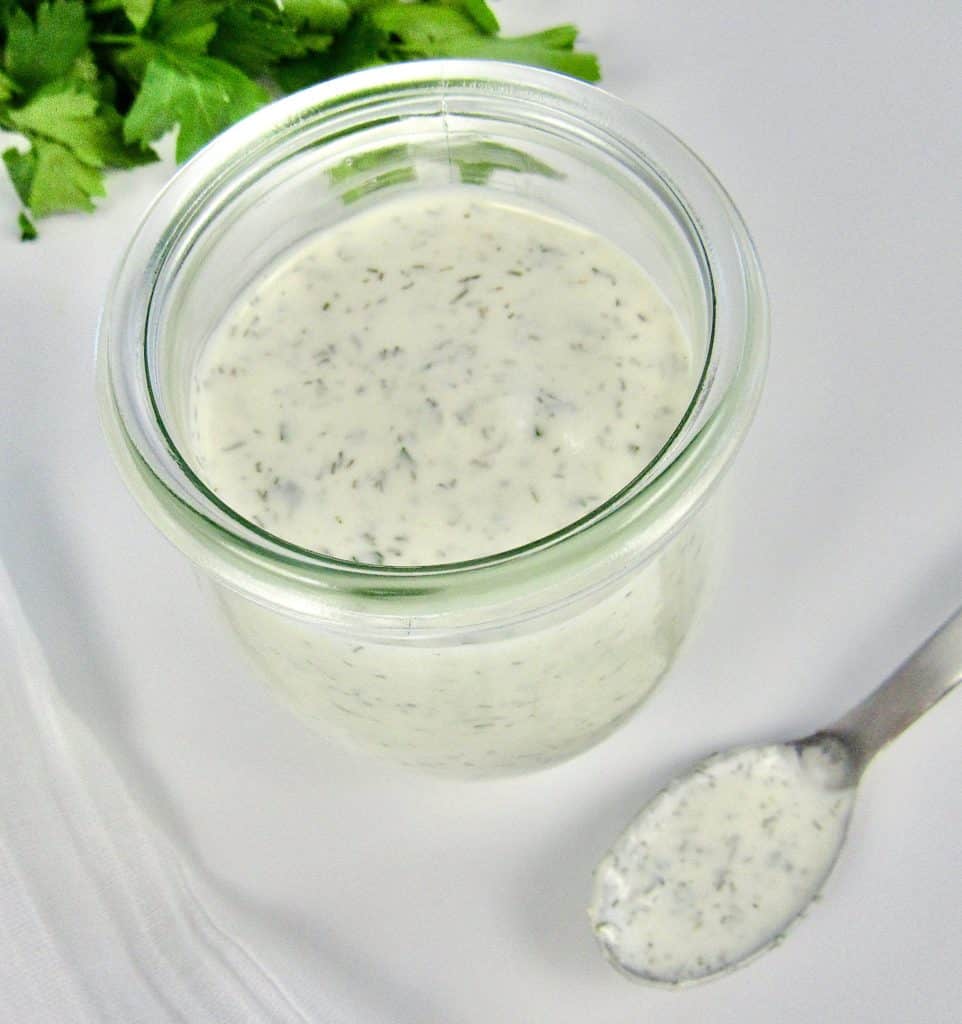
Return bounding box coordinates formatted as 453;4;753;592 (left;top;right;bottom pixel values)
123;48;268;160
282;0;352;33
121;0;155;32
150;0;226;54
439;0;499;35
208;0;305;78
4;0;89;92
0;66;16;100
3;137;105;214
369;5;480;55
2;143;34;203
9;82;154;166
273;12;383;90
1;0;602;236
428;25;601;82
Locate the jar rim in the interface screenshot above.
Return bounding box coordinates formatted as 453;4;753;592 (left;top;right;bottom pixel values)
97;60;768;604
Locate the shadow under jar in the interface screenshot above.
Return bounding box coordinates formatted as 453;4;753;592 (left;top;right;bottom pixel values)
97;61;768;777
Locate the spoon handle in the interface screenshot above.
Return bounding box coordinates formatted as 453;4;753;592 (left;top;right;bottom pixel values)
825;604;962;775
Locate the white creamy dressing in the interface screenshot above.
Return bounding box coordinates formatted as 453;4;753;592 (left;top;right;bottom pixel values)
589;741;856;984
189;191;693;564
214;525;709;773
185;189;709;773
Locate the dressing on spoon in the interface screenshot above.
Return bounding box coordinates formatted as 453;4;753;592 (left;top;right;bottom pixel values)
589;604;962;986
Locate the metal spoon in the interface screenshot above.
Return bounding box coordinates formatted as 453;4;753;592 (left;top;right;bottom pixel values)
589;604;962;986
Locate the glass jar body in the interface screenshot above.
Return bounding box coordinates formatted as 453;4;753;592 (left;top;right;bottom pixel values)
98;62;767;778
212;498;719;776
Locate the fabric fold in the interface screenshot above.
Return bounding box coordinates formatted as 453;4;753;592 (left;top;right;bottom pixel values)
0;555;318;1024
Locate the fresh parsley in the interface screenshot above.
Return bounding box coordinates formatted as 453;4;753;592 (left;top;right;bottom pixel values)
0;0;600;238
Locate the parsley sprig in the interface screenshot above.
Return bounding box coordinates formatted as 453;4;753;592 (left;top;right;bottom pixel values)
0;0;600;238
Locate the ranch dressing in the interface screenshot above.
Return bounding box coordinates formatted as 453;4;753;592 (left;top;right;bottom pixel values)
181;188;712;774
189;191;693;564
589;742;856;984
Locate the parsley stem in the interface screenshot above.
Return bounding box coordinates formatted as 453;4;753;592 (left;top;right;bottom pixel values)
90;33;139;45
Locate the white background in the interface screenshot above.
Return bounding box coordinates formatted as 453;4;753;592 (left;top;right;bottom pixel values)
2;1;961;1020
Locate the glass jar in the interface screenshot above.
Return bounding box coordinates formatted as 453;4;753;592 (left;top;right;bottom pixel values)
97;61;768;777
